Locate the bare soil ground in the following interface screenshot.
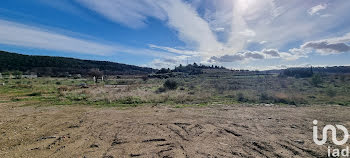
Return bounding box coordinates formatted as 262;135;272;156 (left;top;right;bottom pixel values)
1;103;350;158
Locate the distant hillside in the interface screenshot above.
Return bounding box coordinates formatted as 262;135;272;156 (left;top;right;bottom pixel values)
278;66;350;78
0;51;155;76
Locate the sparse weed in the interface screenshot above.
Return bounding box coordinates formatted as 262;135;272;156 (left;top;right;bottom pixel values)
0;72;349;107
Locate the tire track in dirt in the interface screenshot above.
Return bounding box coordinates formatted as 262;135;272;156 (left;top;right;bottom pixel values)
1;105;348;157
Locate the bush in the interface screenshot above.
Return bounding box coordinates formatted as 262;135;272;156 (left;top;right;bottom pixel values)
10;97;20;102
66;94;87;101
311;74;322;87
237;93;248;102
156;87;167;93
273;93;289;104
12;70;22;79
27;92;42;96
163;79;178;90
141;76;149;81
340;75;346;82
326;88;337;98
58;86;69;92
259;92;270;101
119;97;143;104
2;71;10;76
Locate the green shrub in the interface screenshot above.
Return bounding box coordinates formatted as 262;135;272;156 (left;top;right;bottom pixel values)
326;88;337;97
156;87;167;93
141;76;149;81
163;79;178;90
119;97;143;104
340;75;346;82
274;98;289;104
10;97;20;102
12;70;22;79
311;74;322;87
2;72;10;76
237;93;247;102
188;91;195;95
66;94;87;101
259;92;270;102
27;92;42;96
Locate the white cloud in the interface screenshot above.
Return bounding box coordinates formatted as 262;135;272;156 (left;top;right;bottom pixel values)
260;48;308;61
73;0;350;68
266;32;350;57
284;48;309;60
244;32;350;61
77;0;224;57
277;32;350;58
320;14;332;18
259;41;267;44
209;51;265;63
0;19;115;55
238;29;256;37
249;1;349;49
301;33;350;54
243;63;314;71
308;4;327;15
214;27;225;32
209;47;312;63
148;44;199;55
302;42;350;55
262;49;280;57
0;19;181;59
147;55;192;68
156;0;223;56
76;0;166;28
322;32;350;44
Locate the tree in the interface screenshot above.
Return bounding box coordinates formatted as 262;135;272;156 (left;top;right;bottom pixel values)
156;68;170;74
0;51;155;76
89;68;103;83
12;70;22;79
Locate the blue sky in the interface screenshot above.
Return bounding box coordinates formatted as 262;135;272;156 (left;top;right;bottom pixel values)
0;0;350;70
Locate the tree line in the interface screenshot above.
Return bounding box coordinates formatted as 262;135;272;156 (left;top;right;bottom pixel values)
279;66;350;78
0;51;155;77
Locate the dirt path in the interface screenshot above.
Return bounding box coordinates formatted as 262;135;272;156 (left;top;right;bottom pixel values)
1;103;350;158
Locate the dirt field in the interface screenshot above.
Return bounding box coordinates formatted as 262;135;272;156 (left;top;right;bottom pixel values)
1;103;350;158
